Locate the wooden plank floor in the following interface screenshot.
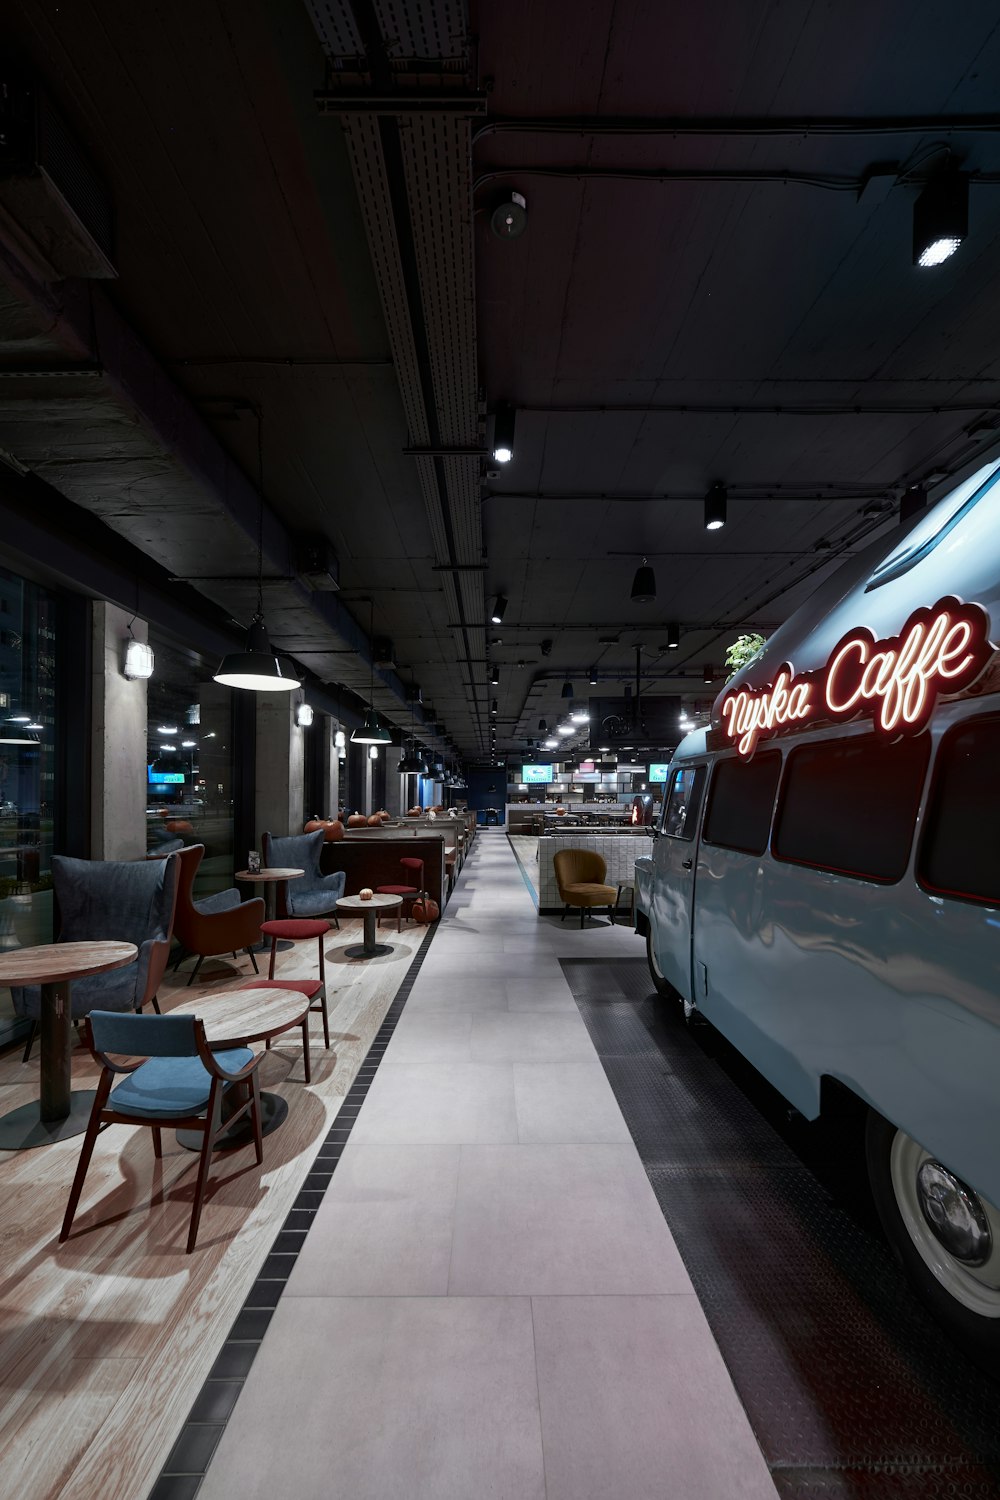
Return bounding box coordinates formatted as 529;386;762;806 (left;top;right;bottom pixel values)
0;913;431;1500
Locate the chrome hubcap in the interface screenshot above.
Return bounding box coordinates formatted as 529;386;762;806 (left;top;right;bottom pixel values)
889;1129;1000;1318
916;1159;992;1266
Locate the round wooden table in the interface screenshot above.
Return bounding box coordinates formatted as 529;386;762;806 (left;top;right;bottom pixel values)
235;866;304;951
175;986;311;1152
336;893;402;958
0;939;138;1151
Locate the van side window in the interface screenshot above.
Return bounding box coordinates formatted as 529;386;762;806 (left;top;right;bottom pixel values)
703;751;781;855
773;734;929;883
919;715;1000;905
661;765;704;840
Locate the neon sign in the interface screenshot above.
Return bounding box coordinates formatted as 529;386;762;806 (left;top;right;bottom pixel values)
720;596;994;759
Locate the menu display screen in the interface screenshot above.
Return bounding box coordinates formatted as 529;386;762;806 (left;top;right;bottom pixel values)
521;764;554;784
648;763;670;783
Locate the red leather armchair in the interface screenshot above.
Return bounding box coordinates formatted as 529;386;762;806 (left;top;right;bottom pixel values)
172;844;265;986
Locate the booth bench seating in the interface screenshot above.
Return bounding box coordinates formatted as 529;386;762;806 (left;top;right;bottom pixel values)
320;836;446;912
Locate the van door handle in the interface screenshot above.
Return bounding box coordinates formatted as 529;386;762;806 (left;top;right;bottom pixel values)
681;858;693;870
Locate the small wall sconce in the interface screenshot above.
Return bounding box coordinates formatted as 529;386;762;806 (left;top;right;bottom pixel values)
296;702;314;727
369;744;379;759
123;638;154;680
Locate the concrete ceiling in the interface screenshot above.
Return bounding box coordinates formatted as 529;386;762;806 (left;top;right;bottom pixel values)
1;0;999;764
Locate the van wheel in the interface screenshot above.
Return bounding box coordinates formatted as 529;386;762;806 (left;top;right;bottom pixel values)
865;1109;1000;1370
645;928;672;997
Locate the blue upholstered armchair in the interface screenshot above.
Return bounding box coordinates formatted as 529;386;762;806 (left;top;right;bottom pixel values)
262;830;346;926
13;852;180;1059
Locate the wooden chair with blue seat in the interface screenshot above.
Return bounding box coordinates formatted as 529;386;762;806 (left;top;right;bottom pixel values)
60;1009;263;1254
13;851;181;1061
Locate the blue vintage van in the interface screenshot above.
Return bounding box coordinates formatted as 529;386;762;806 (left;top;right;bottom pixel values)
634;456;1000;1365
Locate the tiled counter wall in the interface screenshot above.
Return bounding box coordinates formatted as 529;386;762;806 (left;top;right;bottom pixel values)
536;830;651;912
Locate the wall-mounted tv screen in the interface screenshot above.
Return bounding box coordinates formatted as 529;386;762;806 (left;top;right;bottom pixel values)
648;763;670;783
521;764;554;784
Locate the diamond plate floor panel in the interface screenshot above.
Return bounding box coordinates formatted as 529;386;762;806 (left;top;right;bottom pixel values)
561;957;1000;1500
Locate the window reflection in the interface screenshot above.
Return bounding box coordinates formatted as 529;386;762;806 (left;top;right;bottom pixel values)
146;633;235;901
0;567;58;1039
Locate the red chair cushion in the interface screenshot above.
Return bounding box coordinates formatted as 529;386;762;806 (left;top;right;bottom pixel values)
260;918;330;939
243;978;323;1000
375;885;418;897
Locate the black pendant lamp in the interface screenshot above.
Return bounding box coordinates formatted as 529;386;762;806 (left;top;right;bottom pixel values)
398;683;428;772
630;557;656;603
214;418;301;692
351;600;392;745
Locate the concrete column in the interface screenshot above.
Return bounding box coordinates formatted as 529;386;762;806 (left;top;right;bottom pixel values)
91;602;148;860
317;714;338;818
385;747;404;816
254;690;304;841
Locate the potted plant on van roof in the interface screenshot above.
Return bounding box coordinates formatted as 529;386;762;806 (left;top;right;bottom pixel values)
724;632;766;683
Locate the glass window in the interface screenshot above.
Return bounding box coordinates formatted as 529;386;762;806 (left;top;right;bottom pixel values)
0;566;61;1041
703;751;781;856
146;631;236;900
773;734;929;883
661;765;704;840
919;715;1000;905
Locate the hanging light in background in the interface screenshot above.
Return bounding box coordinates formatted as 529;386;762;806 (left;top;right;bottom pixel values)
0;721;39;746
704;482;727;532
351;600;392;745
899;484;929;525
561;680;573;699
703;663;715;685
630;557;656;603
492;403;516;464
491;594;508;625
491;664;500;686
666;622;680;649
589;665;597;685
215;416;301;692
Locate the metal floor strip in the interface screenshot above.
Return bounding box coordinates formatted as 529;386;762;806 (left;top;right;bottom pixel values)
561;955;1000;1500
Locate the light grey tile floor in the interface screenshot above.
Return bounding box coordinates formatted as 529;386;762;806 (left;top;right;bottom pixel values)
199;832;776;1500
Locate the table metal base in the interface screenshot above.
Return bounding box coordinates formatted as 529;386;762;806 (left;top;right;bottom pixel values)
343;941;395;959
176;1090;288;1153
0;1089;98;1151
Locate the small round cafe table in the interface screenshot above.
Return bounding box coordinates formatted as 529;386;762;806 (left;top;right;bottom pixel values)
0;940;138;1151
175;986;312;1152
336;893;402;959
235;866;304;952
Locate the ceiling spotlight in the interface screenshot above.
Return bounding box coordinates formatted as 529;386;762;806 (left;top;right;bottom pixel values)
589;665;597;685
539;638;553;656
538;718;548;733
705;482;727;531
490;191;528;241
703;663;715;685
561;680;573;699
913;171;968;268
630;557;656;603
491;594;508;625
491;698;498;715
491;664;500;686
667;622;680;649
492;402;517;464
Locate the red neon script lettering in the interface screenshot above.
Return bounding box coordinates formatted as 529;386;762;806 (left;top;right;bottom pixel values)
719;595;993;758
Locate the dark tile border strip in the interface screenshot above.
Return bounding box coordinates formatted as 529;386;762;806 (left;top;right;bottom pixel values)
147;851;463;1500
